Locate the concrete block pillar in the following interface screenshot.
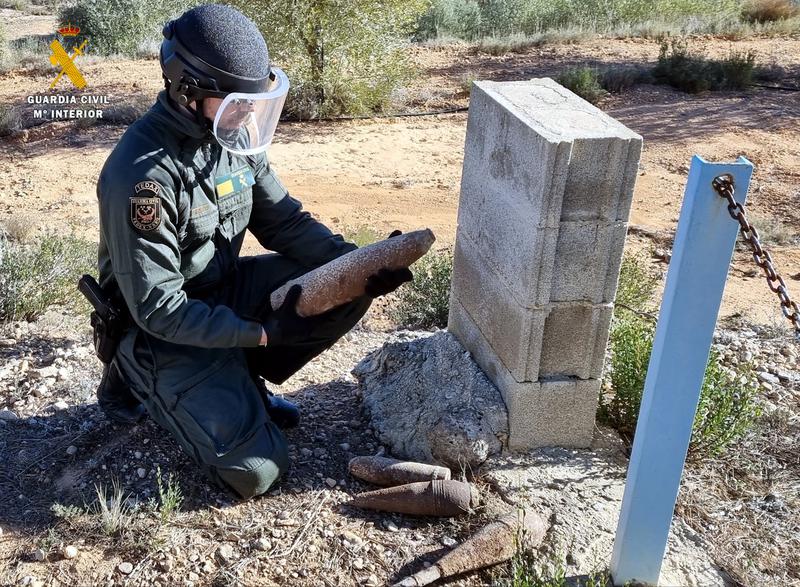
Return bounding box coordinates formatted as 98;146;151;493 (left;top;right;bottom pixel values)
448;78;642;449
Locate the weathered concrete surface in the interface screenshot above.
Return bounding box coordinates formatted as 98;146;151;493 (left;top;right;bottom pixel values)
352;331;508;469
449;78;642;449
484;428;730;587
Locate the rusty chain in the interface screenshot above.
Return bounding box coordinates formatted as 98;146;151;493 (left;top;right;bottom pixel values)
712;174;800;341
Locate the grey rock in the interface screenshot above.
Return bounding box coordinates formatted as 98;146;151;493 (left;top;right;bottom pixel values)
65;445;77;456
117;562;133;575
757;372;780;385
216;544;236;564
0;410;18;420
352;331;508;468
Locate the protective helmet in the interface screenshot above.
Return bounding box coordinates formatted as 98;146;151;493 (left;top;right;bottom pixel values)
159;4;289;155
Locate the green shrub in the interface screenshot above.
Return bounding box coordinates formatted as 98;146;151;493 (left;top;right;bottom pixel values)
615;251;660;311
472;33;542;55
0;104;23;137
557;66;607;104
599;253;759;456
742;0;799;22
391;248;453;329
502;547;608;587
0;231;96;322
154;466;183;524
416;0;483;41
239;0;428;119
58;0;195;56
600;65;653;93
653;39;756;93
416;0;744;41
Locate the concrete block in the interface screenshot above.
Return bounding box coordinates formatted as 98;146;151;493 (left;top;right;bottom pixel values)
460;83;572;231
549;221;629;303
561;136;643;223
455;190;560;309
480;78;641;147
494;372;600;449
539;303;613;380
449;238;548;381
448;295;512;387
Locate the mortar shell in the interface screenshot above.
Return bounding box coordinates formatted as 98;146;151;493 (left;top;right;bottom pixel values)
348;456;451;486
270;229;436;317
391;509;548;586
350;480;477;517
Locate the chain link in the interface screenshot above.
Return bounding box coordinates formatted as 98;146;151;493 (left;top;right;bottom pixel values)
712;175;800;340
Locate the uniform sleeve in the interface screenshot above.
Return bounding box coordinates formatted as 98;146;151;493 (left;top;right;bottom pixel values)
247;152;357;267
98;160;263;348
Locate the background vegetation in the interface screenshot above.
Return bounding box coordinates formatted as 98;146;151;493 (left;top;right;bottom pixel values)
598;253;760;457
237;0;429;119
0;230;95;322
415;0;799;41
57;0;196;56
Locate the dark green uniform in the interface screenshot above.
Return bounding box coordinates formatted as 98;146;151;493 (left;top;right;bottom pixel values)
97;91;371;498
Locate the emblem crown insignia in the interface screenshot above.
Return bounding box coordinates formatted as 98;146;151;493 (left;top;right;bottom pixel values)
58;23;80;37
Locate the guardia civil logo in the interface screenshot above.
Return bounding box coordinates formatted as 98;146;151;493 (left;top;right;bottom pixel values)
23;23;110;123
48;23;87;90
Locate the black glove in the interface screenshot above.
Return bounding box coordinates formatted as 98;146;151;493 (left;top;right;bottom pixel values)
263;284;319;346
364;230;414;298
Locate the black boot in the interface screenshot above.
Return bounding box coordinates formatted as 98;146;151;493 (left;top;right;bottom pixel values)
97;360;146;425
255;378;300;429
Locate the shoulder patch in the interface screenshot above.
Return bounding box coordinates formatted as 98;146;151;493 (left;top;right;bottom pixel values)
130;181;162;231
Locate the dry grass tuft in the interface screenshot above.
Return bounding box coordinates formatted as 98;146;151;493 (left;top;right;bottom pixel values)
742;0;799;23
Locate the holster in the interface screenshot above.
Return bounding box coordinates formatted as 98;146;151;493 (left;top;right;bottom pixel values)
78;274;131;365
89;310;126;364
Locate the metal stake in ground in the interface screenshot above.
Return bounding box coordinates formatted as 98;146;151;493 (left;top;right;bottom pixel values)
610;155;754;585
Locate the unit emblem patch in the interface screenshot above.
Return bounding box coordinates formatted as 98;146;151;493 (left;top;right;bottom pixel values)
130;181;162;231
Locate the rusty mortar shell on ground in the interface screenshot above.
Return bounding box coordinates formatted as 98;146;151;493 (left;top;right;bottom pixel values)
349;480;478;517
269;229;436;317
390;509;549;586
348;456;451;487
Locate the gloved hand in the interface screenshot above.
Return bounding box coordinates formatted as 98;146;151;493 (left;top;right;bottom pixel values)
364;230;414;298
262;284;319;346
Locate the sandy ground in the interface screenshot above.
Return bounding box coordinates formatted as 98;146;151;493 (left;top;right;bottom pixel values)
1;29;799;328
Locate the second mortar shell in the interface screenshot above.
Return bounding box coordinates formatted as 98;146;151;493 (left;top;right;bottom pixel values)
270;229;436;317
350;480;477;517
348;456;451;486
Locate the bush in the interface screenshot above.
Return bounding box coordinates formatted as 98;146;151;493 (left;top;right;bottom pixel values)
239;0;428;119
599;65;653;93
58;0;195;56
391;248;453;329
415;0;745;41
653;39;756;93
742;0;799;22
599;253;760;457
416;0;483;41
0;104;23;137
0;231;96;322
557;66;607;104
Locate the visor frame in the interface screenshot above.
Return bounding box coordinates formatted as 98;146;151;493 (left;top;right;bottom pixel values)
211;67;290;156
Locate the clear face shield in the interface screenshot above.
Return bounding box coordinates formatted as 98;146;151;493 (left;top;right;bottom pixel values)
212;67;289;156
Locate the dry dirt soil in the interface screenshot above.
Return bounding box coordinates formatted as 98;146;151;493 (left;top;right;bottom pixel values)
1;7;799;587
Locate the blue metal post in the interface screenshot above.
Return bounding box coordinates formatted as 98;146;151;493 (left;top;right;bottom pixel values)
610;156;753;585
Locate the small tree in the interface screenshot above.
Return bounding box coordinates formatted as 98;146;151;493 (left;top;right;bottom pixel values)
238;0;429;119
